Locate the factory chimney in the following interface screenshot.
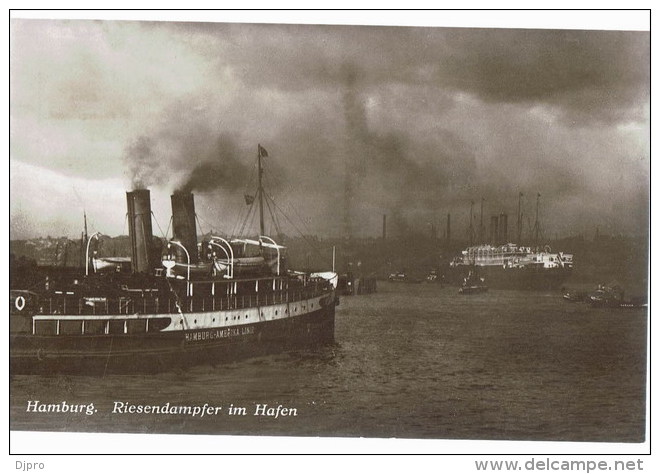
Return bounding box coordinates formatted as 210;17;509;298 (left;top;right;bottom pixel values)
126;189;156;274
382;214;387;241
499;213;508;244
490;215;499;244
171;192;199;264
446;213;451;243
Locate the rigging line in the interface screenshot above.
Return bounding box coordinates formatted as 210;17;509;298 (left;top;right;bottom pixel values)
269;197;283;236
232;200;249;237
262;171;293;207
151;211;169;240
267;198;331;264
241;201;259;237
236;197;256;237
234;186;258;237
274;193;316;238
232;188;252;236
263;193;281;236
265;193;285;237
196;212;229;238
165;216;173;241
194;214;206;238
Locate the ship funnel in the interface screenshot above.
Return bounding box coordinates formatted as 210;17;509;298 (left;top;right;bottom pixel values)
126;189;156;274
171;192;199;264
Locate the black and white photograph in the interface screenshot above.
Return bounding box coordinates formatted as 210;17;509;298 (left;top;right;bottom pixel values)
8;9;651;464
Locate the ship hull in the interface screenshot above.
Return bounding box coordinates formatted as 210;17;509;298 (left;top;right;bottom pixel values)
10;305;335;375
448;265;571;290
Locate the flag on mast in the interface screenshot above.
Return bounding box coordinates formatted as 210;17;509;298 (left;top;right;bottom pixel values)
258;144;268;158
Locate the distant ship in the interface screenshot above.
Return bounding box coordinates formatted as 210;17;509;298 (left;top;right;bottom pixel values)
449;243;573;290
10;145;338;375
448;193;573;290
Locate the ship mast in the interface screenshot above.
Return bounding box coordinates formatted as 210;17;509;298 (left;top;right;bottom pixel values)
468;200;475;246
258;144;266;237
517;192;523;244
479;197;484;243
532;192;540;244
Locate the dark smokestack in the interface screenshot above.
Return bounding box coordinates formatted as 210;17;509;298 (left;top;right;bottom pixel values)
382;214;387;240
126;189;155;274
171;192;198;264
490;215;499;244
446;213;451;243
499;213;508;243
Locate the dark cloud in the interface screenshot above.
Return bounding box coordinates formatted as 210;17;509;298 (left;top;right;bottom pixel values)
437;29;649;124
169;23;648;125
10;19;650;240
176;140;252;194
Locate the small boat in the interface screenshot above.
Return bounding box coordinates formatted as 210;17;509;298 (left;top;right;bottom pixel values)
211;238;282;277
388;272;421;283
425;269;443;285
562;289;588;302
458;271;488;294
458;284;488;295
91;257;132;273
588;285;647;309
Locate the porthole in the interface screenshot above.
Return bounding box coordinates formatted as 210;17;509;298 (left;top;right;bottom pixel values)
194;319;197;324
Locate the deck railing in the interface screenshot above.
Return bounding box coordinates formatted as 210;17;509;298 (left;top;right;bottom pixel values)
36;283;331;317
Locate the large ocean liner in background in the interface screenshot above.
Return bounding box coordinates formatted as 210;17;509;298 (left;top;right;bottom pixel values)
10;145;338;375
450;243;573;290
448;196;573;290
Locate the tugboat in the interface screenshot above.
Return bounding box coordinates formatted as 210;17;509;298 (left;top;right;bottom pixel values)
562;283;647;309
10;145;338;375
587;284;647;309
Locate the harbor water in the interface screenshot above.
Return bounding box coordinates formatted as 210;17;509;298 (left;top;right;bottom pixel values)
10;283;647;443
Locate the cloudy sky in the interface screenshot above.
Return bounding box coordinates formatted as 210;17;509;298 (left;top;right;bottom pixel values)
9;13;649;241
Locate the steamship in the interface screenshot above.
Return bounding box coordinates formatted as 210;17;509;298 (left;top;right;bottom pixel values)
10;146;338;375
448;203;573;290
449;243;573;290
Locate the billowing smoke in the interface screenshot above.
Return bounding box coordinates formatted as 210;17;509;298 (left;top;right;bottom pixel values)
112;24;648;240
10;20;650;241
123;99;255;195
177;160;250;194
125;136;164;190
175;137;252;194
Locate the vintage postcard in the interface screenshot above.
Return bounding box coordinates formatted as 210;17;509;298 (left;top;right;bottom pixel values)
8;9;651;465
